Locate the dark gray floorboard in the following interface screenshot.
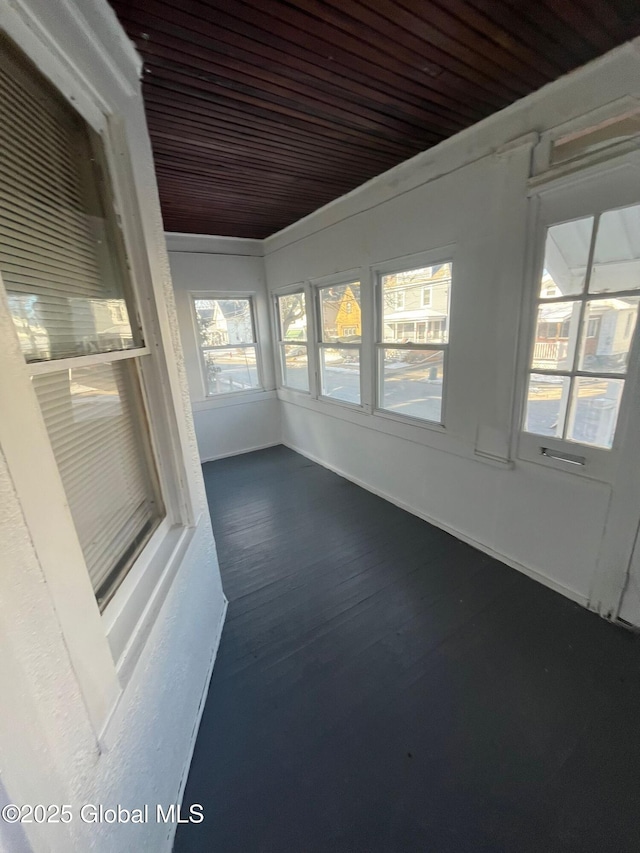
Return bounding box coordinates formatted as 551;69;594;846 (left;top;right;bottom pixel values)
175;445;640;853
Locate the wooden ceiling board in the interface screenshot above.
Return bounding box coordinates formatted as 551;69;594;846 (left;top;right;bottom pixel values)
109;0;640;238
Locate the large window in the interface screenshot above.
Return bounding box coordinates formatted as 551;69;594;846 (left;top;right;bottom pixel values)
377;263;452;423
523;204;640;450
316;281;362;405
0;43;162;609
193;297;262;396
276;291;309;391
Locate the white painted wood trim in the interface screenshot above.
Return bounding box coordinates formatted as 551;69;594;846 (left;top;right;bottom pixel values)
0;277;121;736
191;389;278;411
200;441;282;464
27;347;150;375
167;596;228;852
165;232;264;256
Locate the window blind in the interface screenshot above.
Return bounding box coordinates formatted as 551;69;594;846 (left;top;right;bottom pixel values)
32;362;160;604
0;53;136;362
1;38;163;608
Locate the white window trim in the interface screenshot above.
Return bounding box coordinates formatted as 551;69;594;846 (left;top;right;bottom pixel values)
371;248;455;429
273;282;311;395
310;268;368;412
276;247;516;469
190;291;265;401
0;22;199;740
422;287;433;308
516;156;640;482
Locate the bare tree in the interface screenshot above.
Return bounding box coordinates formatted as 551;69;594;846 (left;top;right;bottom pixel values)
278;293;306;338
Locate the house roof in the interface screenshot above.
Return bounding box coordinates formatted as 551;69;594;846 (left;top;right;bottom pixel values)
384;308;446;321
539;298;637;322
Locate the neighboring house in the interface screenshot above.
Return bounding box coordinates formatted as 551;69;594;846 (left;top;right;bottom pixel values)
382;264;451;343
322;284;362;340
534;298;637;370
6;294;134;359
335;285;361;338
197;299;253;346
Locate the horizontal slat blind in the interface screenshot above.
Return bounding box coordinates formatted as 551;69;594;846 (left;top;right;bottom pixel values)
0;54;136;362
1;38;165;608
32;361;160;602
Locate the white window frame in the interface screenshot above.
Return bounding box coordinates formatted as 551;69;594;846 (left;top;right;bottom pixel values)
312;270;364;411
0;21;198;739
372;251;453;429
190;292;264;399
422;287;433;308
273;283;311;394
517;155;640;482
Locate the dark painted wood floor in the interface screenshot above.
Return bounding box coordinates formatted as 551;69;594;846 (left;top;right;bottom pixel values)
175;446;640;853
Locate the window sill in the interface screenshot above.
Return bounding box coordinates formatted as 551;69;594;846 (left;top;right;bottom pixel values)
191;389;277;411
280;384;311;396
373;405;445;434
317;393;365;413
98;516;205;747
102;518;196;692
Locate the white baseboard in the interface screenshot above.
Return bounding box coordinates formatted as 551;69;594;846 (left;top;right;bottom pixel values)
200;441;281;464
166;595;228;851
282;440;589;609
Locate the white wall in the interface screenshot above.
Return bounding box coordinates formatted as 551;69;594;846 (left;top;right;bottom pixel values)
0;3;226;851
167;234;281;461
263;40;640;622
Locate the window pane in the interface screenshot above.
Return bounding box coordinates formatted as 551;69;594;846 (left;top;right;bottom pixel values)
282;344;309;391
577;297;639;373
566;377;624;449
530;301;580;370
0;56;138;362
539;217;593;298
203;347;260;395
32;360;162;607
278;292;307;341
194;298;255;347
382;264;451;344
319;283;361;342
379;348;444;422
590;204;640;293
319;347;360;403
523;374;570;438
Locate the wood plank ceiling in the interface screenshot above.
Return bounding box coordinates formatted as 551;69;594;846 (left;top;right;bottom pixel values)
109;0;640;239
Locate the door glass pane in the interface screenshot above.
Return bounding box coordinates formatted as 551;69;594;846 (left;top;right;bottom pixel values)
282;343;309;391
319;283;361;342
319;347;360;403
523;374;570;438
530;301;580;370
539;217;593;298
278;292;307;341
566;377;624;449
577;297;639;373
381;264;451;343
380;348;444;422
203;347;260;395
194;298;255;346
590;204;640;293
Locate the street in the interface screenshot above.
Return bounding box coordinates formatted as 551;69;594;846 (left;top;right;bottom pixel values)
209;355;621;449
